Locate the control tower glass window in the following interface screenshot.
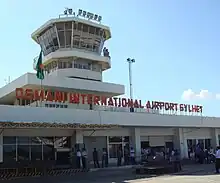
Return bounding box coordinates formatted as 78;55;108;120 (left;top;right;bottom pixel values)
57;22;65;48
38;26;59;56
65;22;72;48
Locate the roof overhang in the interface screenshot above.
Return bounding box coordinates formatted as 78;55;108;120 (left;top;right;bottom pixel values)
43;49;111;71
0;121;120;129
0;73;125;104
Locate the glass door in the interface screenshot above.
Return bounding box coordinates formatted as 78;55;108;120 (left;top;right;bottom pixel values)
108;144;123;159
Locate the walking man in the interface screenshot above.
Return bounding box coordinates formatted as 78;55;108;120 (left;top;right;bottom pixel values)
215;146;220;173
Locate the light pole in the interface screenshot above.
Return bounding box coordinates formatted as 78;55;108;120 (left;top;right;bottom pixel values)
127;58;135;100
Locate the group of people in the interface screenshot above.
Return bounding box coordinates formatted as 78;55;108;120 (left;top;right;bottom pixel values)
73;147;108;169
188;144;220;174
188;144;216;164
72;146;137;169
141;147;181;162
116;147;136;166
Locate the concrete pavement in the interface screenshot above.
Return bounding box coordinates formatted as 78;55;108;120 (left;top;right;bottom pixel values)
4;164;220;183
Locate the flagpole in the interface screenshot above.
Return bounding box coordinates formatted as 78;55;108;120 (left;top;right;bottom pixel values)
40;79;43;107
36;48;44;107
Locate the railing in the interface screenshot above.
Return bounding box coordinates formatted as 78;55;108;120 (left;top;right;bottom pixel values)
25;101;203;117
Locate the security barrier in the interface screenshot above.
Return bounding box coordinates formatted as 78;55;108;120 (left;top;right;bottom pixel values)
47;168;89;176
0;167;89;180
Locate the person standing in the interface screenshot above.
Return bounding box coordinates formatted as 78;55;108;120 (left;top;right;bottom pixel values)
130;147;135;165
215;146;220;173
102;148;108;168
81;148;87;169
76;149;81;169
117;147;123;166
93;148;100;168
188;147;191;159
124;146;129;165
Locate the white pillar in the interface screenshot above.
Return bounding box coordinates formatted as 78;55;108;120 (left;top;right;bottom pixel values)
76;130;84;144
211;128;219;147
0;132;3;162
131;128;141;162
177;128;188;159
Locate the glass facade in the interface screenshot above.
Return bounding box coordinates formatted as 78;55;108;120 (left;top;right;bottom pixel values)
37;21;106;57
43;58;102;76
3;136;71;163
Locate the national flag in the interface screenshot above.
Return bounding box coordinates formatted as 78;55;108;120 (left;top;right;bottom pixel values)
36;50;44;80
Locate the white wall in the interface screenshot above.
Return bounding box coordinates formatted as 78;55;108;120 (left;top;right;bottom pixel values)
140;128;175;136
0;73;125;102
49;68;102;81
182;128;212;139
83;128;130;137
1;105;220;128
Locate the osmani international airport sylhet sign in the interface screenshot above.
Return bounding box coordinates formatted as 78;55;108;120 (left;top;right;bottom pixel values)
15;88;203;113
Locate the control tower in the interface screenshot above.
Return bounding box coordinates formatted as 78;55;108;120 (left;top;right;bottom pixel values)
32;8;112;80
30;8;124;110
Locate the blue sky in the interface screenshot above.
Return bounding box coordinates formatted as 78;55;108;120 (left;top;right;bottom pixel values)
0;0;220;116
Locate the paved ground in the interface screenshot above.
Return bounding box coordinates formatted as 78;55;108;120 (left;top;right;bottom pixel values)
4;164;220;183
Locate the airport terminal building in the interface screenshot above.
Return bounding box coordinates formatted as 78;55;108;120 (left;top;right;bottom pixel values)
0;9;219;166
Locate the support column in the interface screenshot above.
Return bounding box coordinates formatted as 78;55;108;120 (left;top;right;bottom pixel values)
0;132;3;163
71;130;84;150
76;130;84;144
131;128;141;162
211;128;219;147
175;128;187;159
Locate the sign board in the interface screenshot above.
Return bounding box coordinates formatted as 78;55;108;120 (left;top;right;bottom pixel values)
15;88;203;114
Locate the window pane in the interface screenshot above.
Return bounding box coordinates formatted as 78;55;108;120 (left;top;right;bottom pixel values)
65;30;72;47
82;24;89;32
53;38;58;47
73;35;80;48
89;26;95;34
3;145;16;162
17;145;30;161
31;137;42;145
56;23;64;31
205;139;211;149
41;137;54;145
43;137;55;161
54;137;64;148
3;137;16;144
63;136;71;148
58;31;65;48
123;136;129;142
17;137;30;144
65;22;72;30
31;145;42;160
109;136;122;143
42;137;55;160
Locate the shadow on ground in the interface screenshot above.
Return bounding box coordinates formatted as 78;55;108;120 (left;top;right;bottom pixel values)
3;164;219;183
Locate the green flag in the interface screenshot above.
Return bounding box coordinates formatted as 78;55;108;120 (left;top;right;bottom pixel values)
36;50;44;80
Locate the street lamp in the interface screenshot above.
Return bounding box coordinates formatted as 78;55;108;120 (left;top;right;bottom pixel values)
127;58;135;100
127;58;135;112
